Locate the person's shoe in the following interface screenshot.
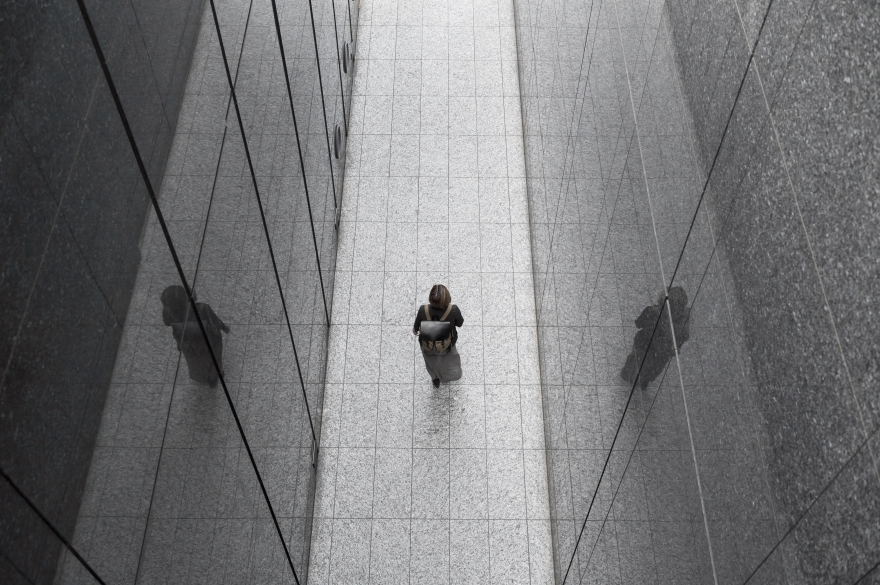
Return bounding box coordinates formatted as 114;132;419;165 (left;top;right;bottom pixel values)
432;378;440;388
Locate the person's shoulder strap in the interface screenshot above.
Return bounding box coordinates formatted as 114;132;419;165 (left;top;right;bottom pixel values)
440;304;453;321
424;305;432;321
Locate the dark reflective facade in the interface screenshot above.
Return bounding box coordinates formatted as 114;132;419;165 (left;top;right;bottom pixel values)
513;0;880;583
1;0;357;582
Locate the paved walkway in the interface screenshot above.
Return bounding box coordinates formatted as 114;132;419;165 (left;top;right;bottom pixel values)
307;0;555;582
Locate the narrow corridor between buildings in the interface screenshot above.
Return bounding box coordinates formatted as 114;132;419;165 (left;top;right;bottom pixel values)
4;0;878;581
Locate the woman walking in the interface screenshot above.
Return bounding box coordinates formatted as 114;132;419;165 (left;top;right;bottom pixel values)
413;284;464;388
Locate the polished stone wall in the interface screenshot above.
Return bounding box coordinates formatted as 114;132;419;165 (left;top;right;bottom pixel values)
0;0;359;582
1;1;203;581
666;0;880;581
513;0;731;580
512;0;879;582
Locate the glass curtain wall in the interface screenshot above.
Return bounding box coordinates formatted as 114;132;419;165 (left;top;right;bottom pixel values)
0;0;358;582
513;0;879;583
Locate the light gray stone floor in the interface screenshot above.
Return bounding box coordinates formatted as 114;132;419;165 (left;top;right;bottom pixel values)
307;0;555;583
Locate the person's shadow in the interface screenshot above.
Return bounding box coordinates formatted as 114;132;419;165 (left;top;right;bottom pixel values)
161;285;230;388
620;286;690;390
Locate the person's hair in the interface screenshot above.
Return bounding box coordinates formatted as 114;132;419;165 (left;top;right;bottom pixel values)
429;284;451;308
161;285;191;325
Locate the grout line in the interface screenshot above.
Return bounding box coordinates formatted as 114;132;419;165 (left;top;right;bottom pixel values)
403;6;418;583
367;13;395;583
446;11;453;582
462;4;496;582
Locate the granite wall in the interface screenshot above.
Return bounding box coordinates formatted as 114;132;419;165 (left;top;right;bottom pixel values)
1;0;359;582
512;0;879;582
665;0;880;581
1;0;203;582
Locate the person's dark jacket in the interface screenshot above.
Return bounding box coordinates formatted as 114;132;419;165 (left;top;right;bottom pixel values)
413;304;464;346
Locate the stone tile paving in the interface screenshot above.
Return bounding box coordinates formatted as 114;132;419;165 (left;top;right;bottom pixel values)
308;0;555;582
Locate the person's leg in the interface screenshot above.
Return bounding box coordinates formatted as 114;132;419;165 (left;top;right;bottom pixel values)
423;352;441;387
438;347;462;382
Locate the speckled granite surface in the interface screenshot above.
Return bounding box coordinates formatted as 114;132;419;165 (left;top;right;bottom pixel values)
514;0;880;581
307;0;556;582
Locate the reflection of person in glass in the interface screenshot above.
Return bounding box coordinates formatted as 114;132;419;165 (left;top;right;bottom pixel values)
620;286;690;390
161;285;230;388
